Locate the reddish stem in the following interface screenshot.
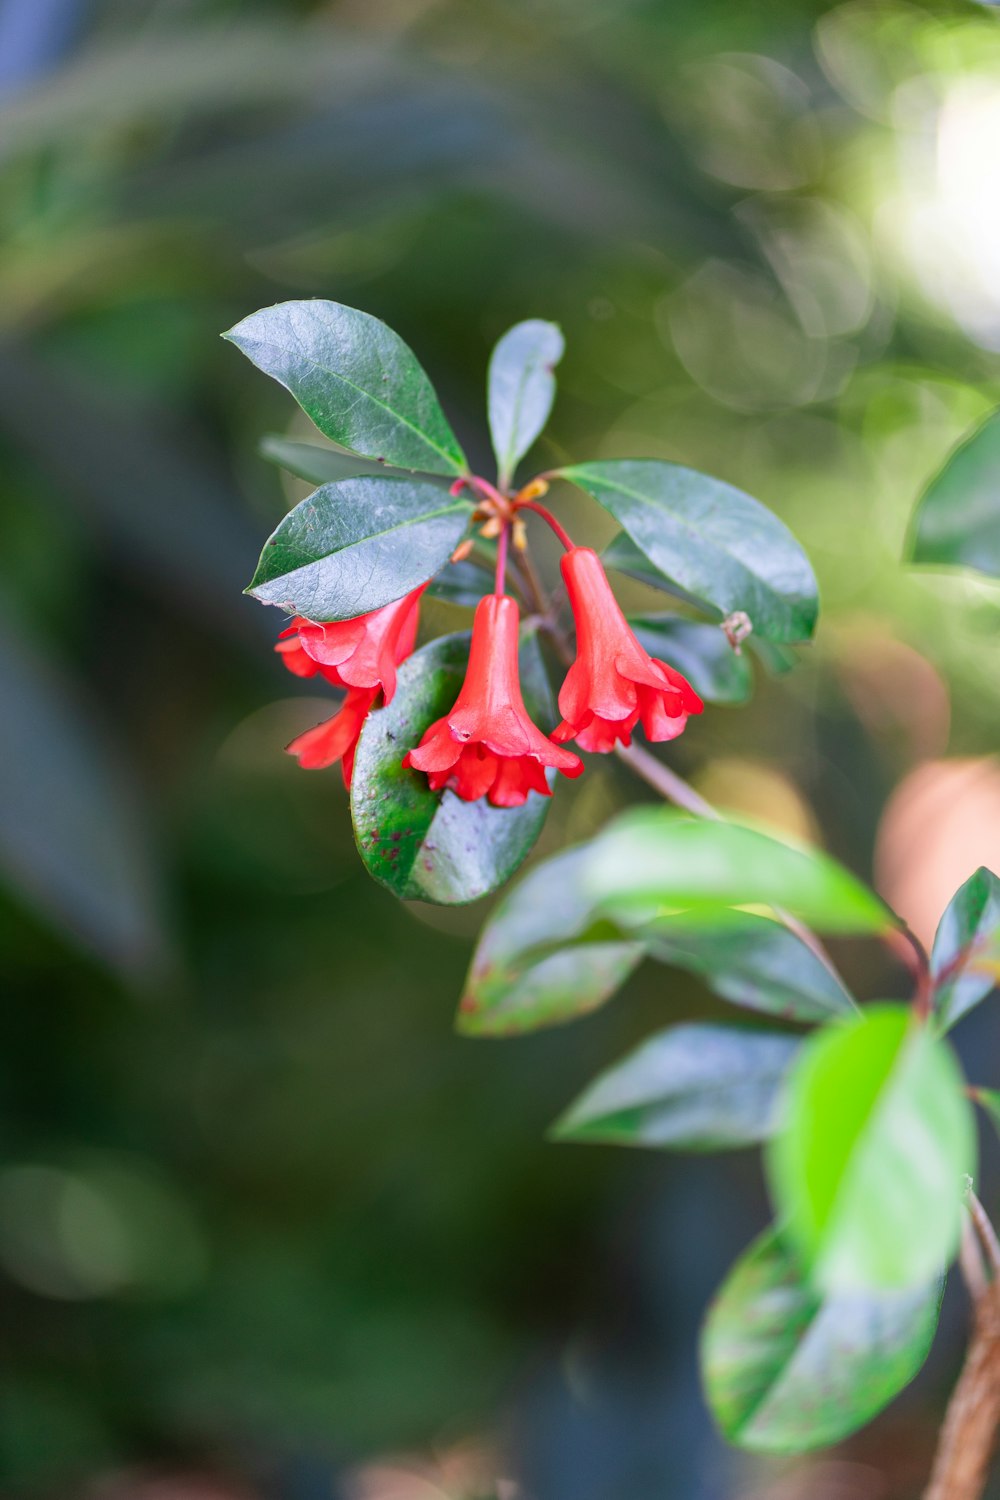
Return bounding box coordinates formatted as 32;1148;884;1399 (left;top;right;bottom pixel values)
469;475;511;511
494;522;510;597
518;500;574;551
884;925;934;1019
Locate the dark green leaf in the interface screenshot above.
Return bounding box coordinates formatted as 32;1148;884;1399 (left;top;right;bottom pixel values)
553;1024;800;1150
601;532;720;615
562;460;817;643
581;810;893;936
630;616;753;704
247;477;470;621
909;410;1000;577
260;434;448;487
459;845;644;1036
426;557;494;609
487;319;564;488
646;910;858;1024
224;300;468;476
701;1226;942;1453
351;632;550;905
766;1005;975;1290
930;867;1000;1034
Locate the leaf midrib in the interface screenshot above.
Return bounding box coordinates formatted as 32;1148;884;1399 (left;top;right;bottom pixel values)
233;331;467;475
253;496;470;586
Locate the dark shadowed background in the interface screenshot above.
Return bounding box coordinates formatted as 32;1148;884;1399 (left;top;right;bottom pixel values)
3;1;1000;1497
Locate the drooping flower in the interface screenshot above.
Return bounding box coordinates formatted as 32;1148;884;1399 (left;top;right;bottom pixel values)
274;585;426;702
552;547;703;752
275;619;341;683
286;685;379;786
404;594;582;808
276;585;427;787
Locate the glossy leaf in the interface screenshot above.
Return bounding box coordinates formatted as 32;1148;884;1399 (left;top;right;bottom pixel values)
581;810;893;936
553;1024;800;1150
260;434;447;487
350;632;551;905
487;320;564;487
459;845;644;1036
701;1227;943;1453
909;409;1000;577
630;616;753;704
646;910;858;1024
246;476;470;620
602;532;720;615
930;866;1000;1034
426;556;495;609
766;1005;975;1291
562;460;817;643
225;300;468;476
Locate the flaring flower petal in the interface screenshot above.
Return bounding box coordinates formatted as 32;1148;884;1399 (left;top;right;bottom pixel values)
285;685;379;787
404;594;581;808
555;548;703;751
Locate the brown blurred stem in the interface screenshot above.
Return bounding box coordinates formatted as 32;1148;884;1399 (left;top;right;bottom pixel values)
924;1195;1000;1500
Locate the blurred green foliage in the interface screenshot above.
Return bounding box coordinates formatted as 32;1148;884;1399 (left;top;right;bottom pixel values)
4;1;1000;1497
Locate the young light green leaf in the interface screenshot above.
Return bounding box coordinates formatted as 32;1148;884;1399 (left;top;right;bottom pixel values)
630;616;753;704
562;460;817;643
701;1226;943;1453
487;320;564;488
581;810;893;936
766;1005;976;1291
246;476;470;620
930;866;1000;1034
351;632;550;905
553;1023;800;1150
224;300;468;476
646;909;858;1024
459;845;644;1036
260;434;448;487
908;409;1000;577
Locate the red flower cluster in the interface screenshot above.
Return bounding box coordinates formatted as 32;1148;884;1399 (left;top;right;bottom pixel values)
276;546;702;804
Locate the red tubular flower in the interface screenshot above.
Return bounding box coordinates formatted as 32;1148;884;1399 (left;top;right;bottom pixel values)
274;585;425;703
276;585;428;787
285;685;379;787
553;547;704;752
403;595;582;808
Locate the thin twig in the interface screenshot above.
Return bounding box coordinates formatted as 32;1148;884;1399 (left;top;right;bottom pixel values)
970;1190;1000;1277
924;1278;1000;1499
612;742;845;981
961;1206;990;1303
494;522;510;597
614;739;719;819
518;499;574;552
